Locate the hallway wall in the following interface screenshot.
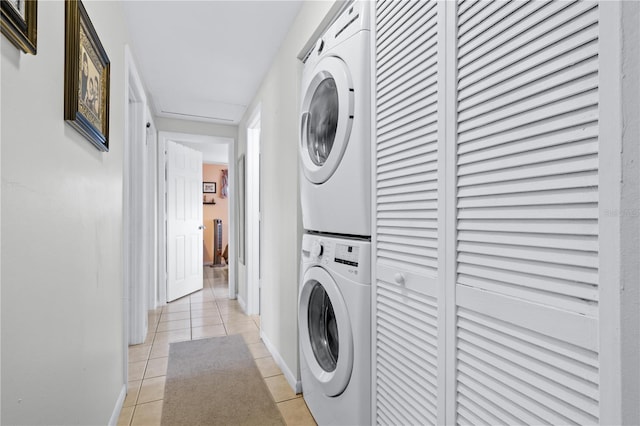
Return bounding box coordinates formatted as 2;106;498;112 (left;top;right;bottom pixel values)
236;0;338;388
1;2;131;424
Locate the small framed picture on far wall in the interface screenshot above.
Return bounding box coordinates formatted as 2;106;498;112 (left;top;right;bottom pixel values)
203;182;216;193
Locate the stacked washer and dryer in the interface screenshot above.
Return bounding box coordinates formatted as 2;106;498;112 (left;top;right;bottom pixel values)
298;2;372;425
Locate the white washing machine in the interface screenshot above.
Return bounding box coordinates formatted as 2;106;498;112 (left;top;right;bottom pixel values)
299;1;371;237
298;233;371;426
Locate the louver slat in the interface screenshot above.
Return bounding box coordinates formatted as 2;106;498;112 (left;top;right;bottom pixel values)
457;230;597;253
375;1;440;424
454;1;600;424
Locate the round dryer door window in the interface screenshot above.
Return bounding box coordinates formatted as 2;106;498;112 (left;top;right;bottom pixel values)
299;266;354;397
306;78;339;167
300;56;354;184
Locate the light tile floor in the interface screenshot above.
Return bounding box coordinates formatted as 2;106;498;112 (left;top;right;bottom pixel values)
118;266;316;426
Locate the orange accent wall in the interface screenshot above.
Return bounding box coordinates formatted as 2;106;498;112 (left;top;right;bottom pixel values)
203;164;229;264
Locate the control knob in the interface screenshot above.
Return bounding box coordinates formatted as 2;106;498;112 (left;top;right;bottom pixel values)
310;240;324;259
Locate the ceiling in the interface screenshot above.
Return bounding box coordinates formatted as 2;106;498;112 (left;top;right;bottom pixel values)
122;1;304;126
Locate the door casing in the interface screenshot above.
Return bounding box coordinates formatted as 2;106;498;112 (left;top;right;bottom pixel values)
157;131;237;304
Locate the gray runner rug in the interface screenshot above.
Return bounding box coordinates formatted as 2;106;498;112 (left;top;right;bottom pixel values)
161;334;285;426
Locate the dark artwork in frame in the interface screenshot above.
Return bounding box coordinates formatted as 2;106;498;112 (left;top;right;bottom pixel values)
203;182;217;194
1;0;37;54
64;0;110;151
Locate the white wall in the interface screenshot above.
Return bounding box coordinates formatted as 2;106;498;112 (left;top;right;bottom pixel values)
1;2;130;424
236;1;338;387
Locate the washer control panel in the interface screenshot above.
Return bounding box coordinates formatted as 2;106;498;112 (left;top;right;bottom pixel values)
302;234;371;284
334;244;359;267
310;240;324;259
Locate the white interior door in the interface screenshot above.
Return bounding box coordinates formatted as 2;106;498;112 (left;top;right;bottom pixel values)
166;140;204;302
451;1;601;423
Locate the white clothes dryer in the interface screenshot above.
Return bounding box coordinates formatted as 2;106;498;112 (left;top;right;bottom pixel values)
298;233;371;426
299;1;371;237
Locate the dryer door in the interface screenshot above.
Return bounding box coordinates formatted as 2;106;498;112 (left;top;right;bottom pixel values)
299;56;354;184
299;266;353;396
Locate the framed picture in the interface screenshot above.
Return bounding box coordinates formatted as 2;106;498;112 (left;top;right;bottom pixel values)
64;0;110;152
1;0;37;54
203;182;217;193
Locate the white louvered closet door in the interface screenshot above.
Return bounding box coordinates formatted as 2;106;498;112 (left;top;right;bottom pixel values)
453;1;600;424
373;0;605;424
374;1;444;425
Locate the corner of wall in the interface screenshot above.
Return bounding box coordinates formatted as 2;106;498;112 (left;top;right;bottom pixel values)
261;330;302;394
108;385;127;426
238;293;247;313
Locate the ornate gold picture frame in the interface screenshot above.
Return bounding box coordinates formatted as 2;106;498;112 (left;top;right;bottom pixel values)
1;0;37;54
64;0;110;151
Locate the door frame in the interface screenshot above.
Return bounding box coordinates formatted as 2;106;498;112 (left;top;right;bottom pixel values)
145;115;158;311
123;46;149;381
158;131;237;304
246;106;261;315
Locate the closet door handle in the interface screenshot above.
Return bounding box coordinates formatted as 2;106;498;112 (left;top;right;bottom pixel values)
394;273;405;285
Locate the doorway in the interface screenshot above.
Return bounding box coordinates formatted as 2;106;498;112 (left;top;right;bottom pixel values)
246;108;261;315
202;162;230;269
157;132;237;304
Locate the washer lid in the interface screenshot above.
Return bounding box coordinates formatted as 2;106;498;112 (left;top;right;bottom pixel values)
299;56;354;184
299;266;353;396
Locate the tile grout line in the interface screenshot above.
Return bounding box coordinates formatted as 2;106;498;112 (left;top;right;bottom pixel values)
276;395;302;404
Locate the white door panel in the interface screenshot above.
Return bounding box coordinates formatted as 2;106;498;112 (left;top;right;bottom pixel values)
167;140;203;302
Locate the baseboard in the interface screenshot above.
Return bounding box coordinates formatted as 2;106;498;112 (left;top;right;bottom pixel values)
108;384;127;426
238;294;247;314
260;330;302;394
